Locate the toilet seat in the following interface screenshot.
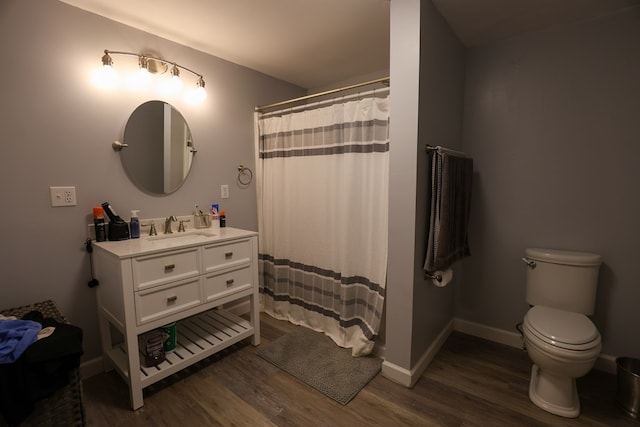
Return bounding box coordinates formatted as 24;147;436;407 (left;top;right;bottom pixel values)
524;306;600;351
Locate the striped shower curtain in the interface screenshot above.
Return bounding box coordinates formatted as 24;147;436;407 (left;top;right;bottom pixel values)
255;94;389;356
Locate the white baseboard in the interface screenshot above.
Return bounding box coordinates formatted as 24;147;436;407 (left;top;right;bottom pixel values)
452;317;617;375
225;299;251;316
79;313;618;382
80;356;105;380
453;317;523;349
382;319;454;388
381;360;413;387
594;353;617;375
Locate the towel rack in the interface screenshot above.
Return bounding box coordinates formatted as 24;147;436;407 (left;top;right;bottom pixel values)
425;144;468;158
424;271;443;282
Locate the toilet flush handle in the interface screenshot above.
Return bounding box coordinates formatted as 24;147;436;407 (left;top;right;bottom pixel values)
521;257;536;269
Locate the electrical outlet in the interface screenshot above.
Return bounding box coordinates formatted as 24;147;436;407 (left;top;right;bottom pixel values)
50;186;77;207
221;184;229;199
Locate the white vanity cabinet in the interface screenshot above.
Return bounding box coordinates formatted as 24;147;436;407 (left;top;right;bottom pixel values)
93;227;260;410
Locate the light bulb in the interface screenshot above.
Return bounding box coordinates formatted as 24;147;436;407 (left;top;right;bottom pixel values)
194;76;207;101
126;67;152;91
194;85;207;101
169;74;182;91
93;50;117;89
93;64;117;89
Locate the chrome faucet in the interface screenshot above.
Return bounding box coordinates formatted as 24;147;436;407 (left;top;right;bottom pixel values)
164;216;177;234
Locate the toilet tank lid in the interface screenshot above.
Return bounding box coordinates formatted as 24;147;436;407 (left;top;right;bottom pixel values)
525;248;602;266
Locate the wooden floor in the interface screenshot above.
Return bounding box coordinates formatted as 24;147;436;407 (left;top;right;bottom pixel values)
82;313;637;426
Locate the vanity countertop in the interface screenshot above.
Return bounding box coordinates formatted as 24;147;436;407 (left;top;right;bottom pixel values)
93;227;258;259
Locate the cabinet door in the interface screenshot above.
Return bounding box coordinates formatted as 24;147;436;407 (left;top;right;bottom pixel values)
133;247;200;291
203;239;251;273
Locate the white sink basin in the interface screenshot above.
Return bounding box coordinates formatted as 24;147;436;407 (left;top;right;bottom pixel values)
147;230;216;242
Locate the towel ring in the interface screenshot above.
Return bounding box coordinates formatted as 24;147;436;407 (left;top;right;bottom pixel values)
237;165;253;186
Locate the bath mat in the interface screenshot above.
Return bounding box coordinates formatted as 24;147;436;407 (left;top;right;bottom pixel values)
256;326;381;405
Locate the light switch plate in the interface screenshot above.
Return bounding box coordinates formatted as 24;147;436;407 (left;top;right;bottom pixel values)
50;186;77;207
221;184;229;199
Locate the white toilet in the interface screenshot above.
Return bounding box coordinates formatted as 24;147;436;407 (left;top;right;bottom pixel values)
521;248;602;418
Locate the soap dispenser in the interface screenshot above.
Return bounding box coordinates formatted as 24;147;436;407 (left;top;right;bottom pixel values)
130;210;140;239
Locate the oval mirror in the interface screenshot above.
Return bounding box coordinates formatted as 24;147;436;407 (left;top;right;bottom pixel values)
122;101;196;195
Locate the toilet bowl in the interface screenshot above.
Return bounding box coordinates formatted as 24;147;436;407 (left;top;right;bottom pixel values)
523;305;601;418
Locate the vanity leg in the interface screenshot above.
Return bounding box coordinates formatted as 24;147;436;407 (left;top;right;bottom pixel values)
130;386;144;411
249;293;260;346
125;330;144;410
249;235;261;346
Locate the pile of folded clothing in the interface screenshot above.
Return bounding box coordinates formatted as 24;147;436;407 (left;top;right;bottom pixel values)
0;301;84;426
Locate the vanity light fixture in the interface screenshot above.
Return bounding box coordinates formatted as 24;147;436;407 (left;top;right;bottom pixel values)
99;49;206;100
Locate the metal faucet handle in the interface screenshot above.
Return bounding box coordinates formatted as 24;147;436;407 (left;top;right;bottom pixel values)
150;223;157;236
178;219;191;232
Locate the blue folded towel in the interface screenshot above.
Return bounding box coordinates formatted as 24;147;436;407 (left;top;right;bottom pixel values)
0;320;42;364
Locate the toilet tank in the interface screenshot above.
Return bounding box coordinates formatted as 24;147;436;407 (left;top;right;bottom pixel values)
525;248;602;315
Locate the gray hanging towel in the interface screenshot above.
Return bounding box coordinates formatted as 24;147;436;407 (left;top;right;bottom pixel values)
424;150;473;272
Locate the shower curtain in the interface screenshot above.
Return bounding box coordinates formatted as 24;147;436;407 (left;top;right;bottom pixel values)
255;94;389;356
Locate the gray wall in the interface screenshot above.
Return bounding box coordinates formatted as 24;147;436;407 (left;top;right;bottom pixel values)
385;0;465;370
0;0;305;360
386;0;422;370
413;0;465;364
458;6;640;358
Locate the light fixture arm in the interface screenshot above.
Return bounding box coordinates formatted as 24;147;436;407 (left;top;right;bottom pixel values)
102;49;205;86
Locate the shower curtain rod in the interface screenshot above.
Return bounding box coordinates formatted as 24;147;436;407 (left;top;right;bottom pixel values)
255;76;389;112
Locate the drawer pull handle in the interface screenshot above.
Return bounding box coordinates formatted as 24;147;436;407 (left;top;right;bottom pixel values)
225;252;233;258
167;296;178;303
164;264;176;271
226;279;235;285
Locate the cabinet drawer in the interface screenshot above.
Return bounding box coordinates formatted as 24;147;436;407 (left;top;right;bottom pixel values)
133;248;200;290
203;239;251;272
203;265;252;302
135;277;202;325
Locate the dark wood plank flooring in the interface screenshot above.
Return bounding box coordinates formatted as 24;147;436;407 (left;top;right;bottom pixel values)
82;313;637;426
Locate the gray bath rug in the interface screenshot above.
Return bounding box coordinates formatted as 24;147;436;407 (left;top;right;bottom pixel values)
256;326;382;405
